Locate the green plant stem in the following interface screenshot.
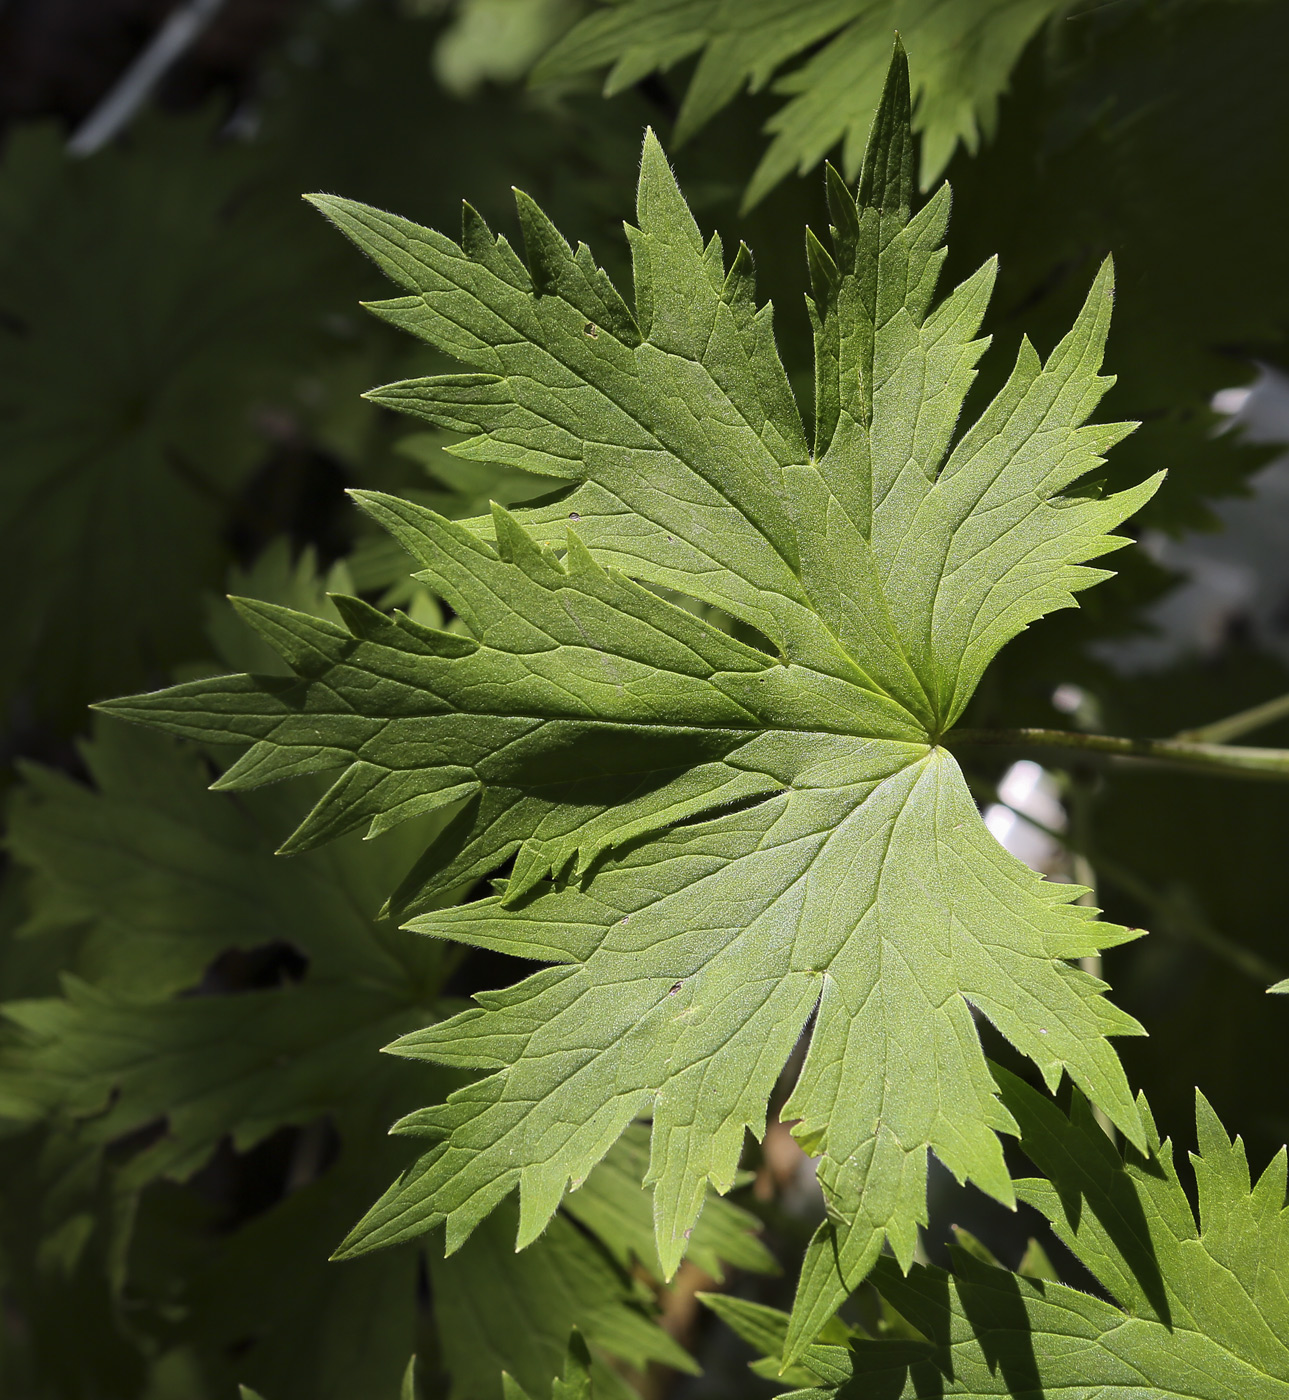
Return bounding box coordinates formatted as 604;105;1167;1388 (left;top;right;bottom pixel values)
947;726;1289;780
1173;690;1289;744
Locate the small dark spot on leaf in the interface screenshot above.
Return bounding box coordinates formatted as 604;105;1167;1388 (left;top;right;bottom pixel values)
584;322;598;337
669;982;682;995
569;511;580;521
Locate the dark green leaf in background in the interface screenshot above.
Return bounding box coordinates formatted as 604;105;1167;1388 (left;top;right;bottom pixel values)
536;0;1074;205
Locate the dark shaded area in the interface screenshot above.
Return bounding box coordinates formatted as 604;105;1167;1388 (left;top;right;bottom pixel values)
186;940;311;996
0;0;301;135
190;1118;342;1232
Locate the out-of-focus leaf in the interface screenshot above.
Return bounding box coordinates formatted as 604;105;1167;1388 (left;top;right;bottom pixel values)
536;0;1074;204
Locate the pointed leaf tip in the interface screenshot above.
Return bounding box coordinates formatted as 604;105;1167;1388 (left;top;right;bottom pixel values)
303;191;343;223
857;40;915;219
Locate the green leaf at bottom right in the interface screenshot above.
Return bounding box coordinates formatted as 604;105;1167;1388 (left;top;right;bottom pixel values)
769;1069;1289;1398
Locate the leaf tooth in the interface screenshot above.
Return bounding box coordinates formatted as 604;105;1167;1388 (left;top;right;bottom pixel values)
360;294;438;339
503;842;563;906
229;596;352;675
490;503;558;573
572;241;641;344
903;180;953;263
92;674;289;745
561;530;599;579
805;225;841;303
1134;1088;1163;1153
1192;1089;1246;1183
211;740;339;792
822;163;857;252
329;591;476;658
460;199;495;261
856;41;913;220
514;188;576;296
1252;1145;1288;1222
721;240;757;313
277;762;476;855
277;764;390;853
516;1162;571;1250
330;1143;453;1259
304;192;438;295
349;487;458;568
388;1026;513;1073
1041;257;1116;395
361;370;511;431
636;127;702;252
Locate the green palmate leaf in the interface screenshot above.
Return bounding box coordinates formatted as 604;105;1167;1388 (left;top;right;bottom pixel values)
730;1075;1289;1397
101;51;1158;1306
535;0;1072;205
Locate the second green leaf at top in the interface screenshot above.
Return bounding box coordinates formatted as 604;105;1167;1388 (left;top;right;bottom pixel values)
100;50;1159;1292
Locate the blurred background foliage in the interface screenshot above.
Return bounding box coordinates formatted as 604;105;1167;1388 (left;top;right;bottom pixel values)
1;0;1288;1396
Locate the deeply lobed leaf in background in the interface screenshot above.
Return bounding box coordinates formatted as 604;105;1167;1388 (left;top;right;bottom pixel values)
932;0;1289;537
500;1329;594;1400
535;0;1074;206
101;50;1158;1320
0;556;771;1400
722;1074;1289;1397
0;0;660;736
0;118;306;730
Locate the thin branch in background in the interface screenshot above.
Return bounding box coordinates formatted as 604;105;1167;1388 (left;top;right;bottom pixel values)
995;798;1284;988
67;0;228;157
1174;690;1289;745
